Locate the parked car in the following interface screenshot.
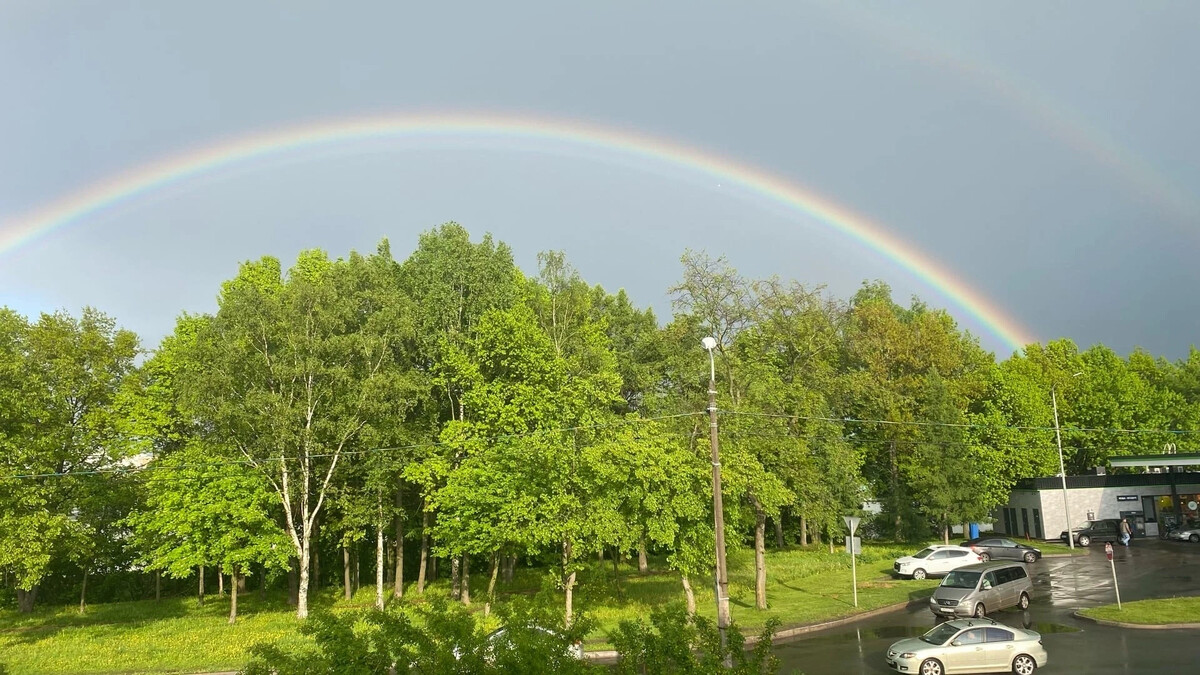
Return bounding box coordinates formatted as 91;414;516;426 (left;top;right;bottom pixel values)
886;617;1047;675
959;537;1042;563
929;561;1033;619
894;545;983;580
1168;526;1200;543
1059;519;1121;547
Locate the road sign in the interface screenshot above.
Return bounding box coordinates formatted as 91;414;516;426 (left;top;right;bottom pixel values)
845;536;861;555
843;515;861;535
1105;542;1113;561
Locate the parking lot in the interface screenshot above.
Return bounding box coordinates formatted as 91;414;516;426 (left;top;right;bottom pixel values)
771;539;1200;674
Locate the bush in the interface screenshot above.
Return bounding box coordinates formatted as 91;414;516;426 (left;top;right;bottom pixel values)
240;596;596;675
610;607;781;675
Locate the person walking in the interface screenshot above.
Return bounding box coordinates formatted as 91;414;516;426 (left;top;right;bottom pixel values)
1120;518;1132;547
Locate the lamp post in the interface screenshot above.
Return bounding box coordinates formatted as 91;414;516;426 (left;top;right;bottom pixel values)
702;336;732;660
1052;372;1084;550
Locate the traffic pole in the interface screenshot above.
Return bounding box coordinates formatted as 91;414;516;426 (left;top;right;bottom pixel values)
844;516;860;608
1105;542;1121;609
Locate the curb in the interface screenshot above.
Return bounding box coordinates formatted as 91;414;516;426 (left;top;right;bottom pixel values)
1073;610;1200;630
583;597;922;663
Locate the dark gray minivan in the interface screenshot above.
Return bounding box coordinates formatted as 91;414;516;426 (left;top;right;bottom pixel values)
929;562;1032;619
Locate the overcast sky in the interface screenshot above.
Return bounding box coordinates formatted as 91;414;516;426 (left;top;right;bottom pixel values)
2;1;1198;358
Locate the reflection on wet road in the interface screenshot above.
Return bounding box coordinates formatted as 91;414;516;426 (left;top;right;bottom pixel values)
771;540;1200;674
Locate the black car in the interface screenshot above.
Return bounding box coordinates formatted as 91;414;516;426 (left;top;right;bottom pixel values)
1060;519;1122;546
958;537;1042;563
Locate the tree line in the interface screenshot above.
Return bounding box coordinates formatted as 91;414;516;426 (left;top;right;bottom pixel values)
3;223;1198;622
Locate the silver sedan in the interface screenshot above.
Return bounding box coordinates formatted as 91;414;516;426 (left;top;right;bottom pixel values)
1169;527;1200;543
886;618;1047;675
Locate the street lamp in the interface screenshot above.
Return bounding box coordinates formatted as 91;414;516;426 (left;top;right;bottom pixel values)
702;336;732;659
1052;372;1084;549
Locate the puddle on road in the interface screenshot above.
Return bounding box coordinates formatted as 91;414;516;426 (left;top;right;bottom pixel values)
1029;622;1080;634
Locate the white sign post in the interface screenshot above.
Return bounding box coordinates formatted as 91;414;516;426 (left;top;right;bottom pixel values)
844;516;861;608
1105;542;1122;609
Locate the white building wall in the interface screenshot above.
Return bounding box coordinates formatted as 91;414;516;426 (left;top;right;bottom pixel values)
1003;482;1200;540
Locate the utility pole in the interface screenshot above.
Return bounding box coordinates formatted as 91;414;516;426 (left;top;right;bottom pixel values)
1052;381;1077;550
702;337;732;665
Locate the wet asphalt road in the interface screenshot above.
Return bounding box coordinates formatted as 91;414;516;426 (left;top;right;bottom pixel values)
771;539;1200;674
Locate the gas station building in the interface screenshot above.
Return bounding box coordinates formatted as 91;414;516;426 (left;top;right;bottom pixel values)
995;453;1200;540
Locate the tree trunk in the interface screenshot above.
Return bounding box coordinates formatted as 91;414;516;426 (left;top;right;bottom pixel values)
504;554;516;584
393;487;404;599
417;510;430;595
461;553;471;605
451;556;461;601
485;553;500;616
229;566;239;624
943;521;950;545
638;535;649;575
16;586;37;613
238;573;247;593
563;539;576;627
155;570;161;601
812;521;821;546
343;545;352;601
774;516;786;548
79;568;89;614
287;558;299;607
311;515;320;591
353;544;360;594
611;547;619;575
297;540;313;619
376;518;386;610
260;563;268;602
800;514;809;546
890;438;902;541
682;575;696;616
199;565;206;607
218;570;225;597
754;507;767;610
429;556;438;582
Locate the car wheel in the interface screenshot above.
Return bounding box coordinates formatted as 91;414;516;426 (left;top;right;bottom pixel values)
1012;653;1037;675
1018;592;1030;610
1024;551;1037;563
974;603;986;618
1078;535;1091;547
920;658;944;675
912;568;927;580
979;552;991;562
1190;534;1199;543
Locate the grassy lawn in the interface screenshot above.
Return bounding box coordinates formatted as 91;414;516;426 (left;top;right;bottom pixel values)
0;542;936;674
1078;596;1200;625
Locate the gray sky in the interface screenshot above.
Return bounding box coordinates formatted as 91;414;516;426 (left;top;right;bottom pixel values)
2;1;1198;358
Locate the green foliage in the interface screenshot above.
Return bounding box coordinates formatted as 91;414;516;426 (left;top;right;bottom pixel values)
240;597;595;675
611;606;781;675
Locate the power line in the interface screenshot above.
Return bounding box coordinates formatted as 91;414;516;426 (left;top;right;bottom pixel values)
2;411;705;480
718;409;1200;436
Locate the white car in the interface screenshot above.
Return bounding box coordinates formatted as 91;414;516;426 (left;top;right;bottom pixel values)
894;545;983;580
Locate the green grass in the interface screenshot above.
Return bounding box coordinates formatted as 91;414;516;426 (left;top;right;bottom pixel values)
1079;596;1200;625
0;543;937;674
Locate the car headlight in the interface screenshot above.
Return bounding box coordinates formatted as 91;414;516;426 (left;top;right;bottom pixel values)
900;652;916;659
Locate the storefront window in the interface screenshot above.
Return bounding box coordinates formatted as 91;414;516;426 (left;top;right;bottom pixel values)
1180;494;1200;528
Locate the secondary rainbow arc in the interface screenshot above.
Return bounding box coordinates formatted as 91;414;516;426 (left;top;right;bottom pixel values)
0;112;1036;350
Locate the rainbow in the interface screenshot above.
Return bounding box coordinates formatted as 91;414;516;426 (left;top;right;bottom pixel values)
0;112;1036;350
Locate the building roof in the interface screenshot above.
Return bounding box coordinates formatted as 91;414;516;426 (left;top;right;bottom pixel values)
1014;471;1200;491
1109;453;1200;468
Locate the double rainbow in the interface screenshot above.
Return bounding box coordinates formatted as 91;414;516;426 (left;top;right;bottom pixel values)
0;112;1035;351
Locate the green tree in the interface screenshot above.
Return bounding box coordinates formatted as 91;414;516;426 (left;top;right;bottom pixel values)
179;245;417;618
0;308;138;612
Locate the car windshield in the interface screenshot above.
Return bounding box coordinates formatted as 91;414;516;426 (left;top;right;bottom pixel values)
1077;521;1093;529
941;571;981;589
913;547;936;559
920;623;960;645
